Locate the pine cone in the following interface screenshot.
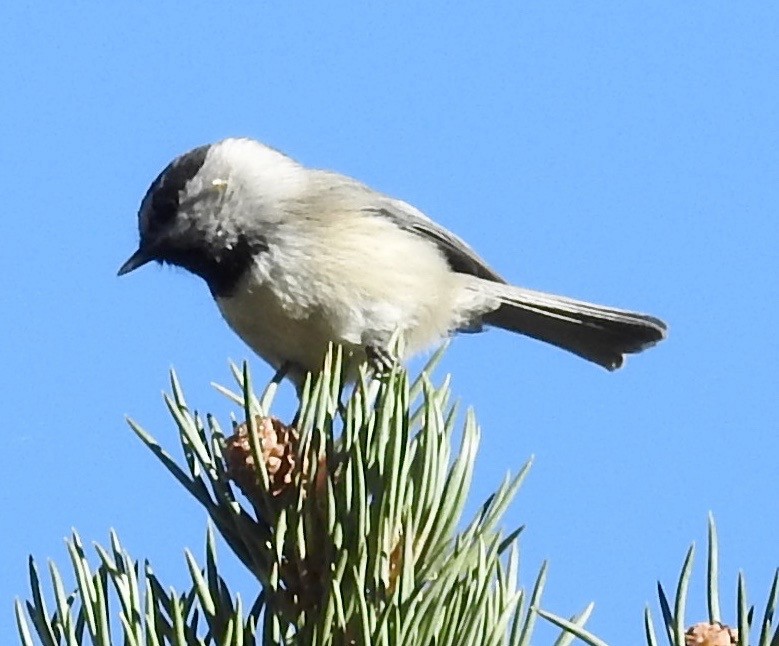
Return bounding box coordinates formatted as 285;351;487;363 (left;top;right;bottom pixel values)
225;415;332;613
225;416;300;501
685;622;738;646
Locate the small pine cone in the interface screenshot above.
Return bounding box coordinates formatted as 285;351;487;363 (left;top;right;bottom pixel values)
226;416;333;613
225;416;300;500
685;622;738;646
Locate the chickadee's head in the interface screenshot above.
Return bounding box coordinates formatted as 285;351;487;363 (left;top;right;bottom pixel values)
118;138;300;295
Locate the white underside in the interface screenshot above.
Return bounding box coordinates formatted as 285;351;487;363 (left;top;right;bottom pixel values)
214;211;495;380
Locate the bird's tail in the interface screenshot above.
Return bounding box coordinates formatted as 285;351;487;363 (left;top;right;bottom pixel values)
480;285;667;370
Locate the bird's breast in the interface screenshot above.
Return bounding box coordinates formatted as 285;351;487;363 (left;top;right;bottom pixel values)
212;221;487;378
214;267;347;376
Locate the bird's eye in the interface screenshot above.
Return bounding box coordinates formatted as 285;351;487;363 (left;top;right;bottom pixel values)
151;192;179;225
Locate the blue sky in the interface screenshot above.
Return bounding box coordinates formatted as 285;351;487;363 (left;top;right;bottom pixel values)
2;3;777;643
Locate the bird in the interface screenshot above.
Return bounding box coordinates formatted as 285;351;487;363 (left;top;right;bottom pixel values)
118;137;666;384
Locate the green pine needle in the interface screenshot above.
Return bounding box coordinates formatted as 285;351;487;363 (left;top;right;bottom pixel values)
18;344;590;644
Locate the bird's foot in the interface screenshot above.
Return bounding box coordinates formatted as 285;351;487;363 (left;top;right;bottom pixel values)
365;345;397;375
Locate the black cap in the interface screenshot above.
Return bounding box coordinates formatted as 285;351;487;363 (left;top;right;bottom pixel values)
117;144;211;276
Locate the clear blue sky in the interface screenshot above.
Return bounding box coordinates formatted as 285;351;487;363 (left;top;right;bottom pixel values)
2;4;777;644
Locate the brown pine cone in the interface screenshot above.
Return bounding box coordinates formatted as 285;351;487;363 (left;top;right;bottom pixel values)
224;415;333;614
685;622;738;646
225;416;300;501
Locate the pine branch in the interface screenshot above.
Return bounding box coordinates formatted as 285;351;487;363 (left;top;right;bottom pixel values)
18;345;587;644
641;513;779;646
19;346;777;644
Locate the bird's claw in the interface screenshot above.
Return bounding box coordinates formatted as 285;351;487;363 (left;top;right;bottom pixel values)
365;345;397;374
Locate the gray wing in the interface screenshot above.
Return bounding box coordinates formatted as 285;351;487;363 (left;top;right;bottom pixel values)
365;198;506;283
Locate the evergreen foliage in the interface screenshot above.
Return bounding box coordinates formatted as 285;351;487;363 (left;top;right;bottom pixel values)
15;347;777;644
16;347;591;644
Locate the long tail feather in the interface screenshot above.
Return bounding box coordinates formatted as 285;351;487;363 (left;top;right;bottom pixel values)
481;285;667;370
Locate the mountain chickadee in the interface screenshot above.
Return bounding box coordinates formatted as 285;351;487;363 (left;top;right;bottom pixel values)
118;138;666;383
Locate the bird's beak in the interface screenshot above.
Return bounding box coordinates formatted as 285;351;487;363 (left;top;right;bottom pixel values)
117;246;154;276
